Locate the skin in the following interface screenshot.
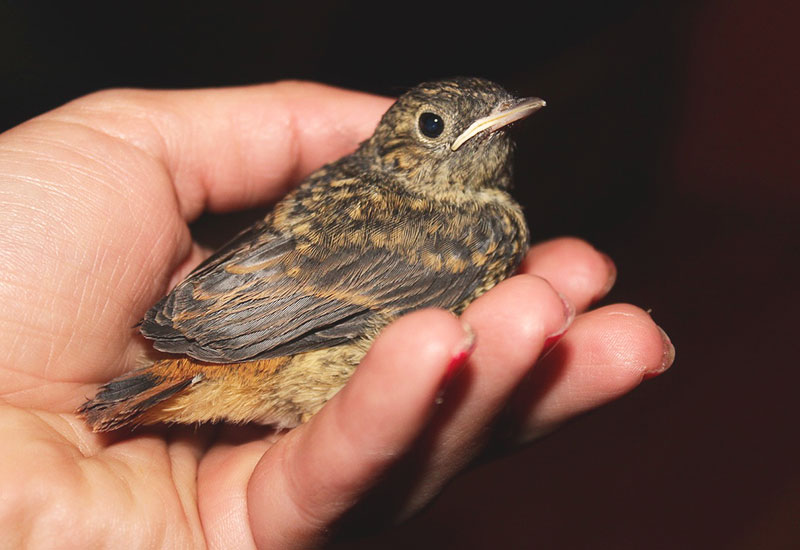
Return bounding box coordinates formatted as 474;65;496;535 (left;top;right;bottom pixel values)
0;81;673;549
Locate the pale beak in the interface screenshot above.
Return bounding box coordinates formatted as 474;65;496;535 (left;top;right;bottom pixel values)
451;97;546;151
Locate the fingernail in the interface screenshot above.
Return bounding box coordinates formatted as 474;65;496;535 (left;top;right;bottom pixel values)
437;320;475;401
593;252;617;303
644;325;675;379
543;292;575;353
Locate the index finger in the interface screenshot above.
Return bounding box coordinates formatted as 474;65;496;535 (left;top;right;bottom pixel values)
44;81;393;220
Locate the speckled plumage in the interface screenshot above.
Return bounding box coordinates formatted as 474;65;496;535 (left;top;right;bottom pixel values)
79;77;541;431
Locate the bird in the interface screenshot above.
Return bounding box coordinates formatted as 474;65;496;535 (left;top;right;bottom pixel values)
78;77;545;432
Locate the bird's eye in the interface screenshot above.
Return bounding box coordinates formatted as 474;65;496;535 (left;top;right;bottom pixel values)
418;112;444;138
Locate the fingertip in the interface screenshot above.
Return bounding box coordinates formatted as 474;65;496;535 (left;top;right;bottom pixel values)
513;303;674;442
521;237;617;311
463;274;571;370
591;304;673;385
646;324;676;379
597;252;618;302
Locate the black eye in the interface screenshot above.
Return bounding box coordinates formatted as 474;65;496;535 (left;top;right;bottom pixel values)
418;112;444;138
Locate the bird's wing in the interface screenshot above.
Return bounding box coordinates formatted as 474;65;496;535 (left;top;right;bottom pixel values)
140;209;493;363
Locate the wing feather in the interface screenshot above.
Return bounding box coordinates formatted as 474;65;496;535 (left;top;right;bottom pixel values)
140;179;517;363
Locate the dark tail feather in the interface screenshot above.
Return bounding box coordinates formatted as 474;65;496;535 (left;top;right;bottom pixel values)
78;369;196;432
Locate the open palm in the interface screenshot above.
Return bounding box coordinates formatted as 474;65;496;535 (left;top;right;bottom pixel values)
0;82;671;548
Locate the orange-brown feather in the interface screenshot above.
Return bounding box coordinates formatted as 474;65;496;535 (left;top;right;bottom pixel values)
80;341;368;432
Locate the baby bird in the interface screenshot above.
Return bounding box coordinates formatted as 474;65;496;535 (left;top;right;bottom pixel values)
79;77;545;431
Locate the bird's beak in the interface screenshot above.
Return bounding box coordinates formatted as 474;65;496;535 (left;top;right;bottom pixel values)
451;97;546;151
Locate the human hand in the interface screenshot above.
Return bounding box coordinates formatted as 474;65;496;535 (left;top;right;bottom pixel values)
0;82;673;548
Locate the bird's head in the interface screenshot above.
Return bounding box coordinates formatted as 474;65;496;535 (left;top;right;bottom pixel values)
362;77;544;191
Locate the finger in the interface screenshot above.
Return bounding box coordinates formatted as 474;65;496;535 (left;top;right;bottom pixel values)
507;304;675;443
520;237;617;312
198;433;270;550
43;81;393;219
390;274;572;517
245;309;473;549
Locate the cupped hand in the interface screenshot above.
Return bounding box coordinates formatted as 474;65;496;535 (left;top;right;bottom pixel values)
0;82;673;548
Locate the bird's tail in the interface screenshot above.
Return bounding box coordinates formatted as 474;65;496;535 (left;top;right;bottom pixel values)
77;365;200;432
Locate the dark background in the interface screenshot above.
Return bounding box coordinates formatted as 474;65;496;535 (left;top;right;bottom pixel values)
2;0;798;547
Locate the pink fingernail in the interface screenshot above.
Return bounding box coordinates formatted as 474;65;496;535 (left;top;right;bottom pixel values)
644;325;676;379
438;321;475;399
543;292;575;353
593;252;617;303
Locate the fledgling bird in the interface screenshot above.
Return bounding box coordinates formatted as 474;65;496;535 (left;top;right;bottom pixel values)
78;77;545;432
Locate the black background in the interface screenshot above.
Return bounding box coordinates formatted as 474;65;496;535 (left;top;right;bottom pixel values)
2;0;798;547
